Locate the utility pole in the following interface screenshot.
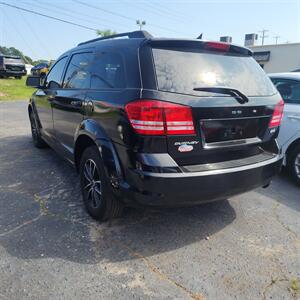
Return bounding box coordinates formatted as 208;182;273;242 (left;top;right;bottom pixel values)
259;29;269;45
136;20;146;30
273;35;280;44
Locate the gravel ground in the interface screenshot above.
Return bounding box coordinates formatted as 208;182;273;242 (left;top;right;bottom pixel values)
0;101;299;300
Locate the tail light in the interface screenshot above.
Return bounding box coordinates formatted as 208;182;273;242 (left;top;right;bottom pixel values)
204;41;230;52
269;99;284;128
125;100;195;135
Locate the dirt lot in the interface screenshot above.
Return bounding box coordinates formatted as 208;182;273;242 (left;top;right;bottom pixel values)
0;101;299;300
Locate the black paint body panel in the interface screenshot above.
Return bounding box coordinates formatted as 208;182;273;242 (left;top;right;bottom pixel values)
28;35;283;207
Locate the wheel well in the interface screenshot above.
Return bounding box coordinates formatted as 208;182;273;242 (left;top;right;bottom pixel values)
286;138;300;164
28;105;32;115
74;135;97;172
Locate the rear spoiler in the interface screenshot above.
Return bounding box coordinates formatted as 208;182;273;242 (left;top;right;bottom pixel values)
145;39;253;56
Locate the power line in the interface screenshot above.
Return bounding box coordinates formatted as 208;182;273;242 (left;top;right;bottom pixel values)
16;9;53;59
149;1;194;20
129;1;189;25
259;29;269;45
41;1;130;30
20;0;125;31
269;30;291;45
73;0;189;36
73;0;136;22
1;7;39;62
144;1;192;23
0;2;97;32
273;35;280;44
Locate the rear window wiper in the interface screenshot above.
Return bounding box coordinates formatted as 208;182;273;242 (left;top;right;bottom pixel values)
193;86;249;104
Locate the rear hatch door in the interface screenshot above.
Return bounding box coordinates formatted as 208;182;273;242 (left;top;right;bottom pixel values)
148;40;280;166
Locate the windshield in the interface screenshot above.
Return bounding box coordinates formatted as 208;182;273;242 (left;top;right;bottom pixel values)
152;48;276;97
4;57;24;65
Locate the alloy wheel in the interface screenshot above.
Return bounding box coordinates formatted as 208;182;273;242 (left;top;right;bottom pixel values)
83;159;102;209
30;113;38;141
294;153;300;179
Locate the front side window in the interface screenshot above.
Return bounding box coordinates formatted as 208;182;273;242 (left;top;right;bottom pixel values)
272;79;300;104
90;52;126;89
45;56;68;89
63;53;93;89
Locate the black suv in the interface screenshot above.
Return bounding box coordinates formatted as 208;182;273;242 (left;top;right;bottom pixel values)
26;31;283;221
0;55;26;79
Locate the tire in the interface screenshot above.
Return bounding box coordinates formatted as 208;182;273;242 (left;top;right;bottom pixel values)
79;145;123;221
29;111;48;148
287;144;300;186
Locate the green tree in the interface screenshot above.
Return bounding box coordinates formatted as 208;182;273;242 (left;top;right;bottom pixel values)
0;46;34;64
96;29;117;37
24;56;33;65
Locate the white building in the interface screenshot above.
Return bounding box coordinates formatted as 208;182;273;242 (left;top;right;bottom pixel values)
219;34;300;73
249;43;300;73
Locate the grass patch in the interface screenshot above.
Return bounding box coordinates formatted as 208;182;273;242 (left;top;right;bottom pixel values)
0;76;34;101
290;278;300;293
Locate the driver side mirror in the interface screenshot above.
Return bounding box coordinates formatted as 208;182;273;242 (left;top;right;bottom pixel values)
26;75;44;88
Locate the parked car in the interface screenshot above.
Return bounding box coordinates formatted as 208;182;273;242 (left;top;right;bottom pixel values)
26;31;283;221
31;62;49;76
0;55;26;79
269;73;300;185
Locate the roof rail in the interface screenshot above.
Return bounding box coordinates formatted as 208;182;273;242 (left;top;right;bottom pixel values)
78;30;153;46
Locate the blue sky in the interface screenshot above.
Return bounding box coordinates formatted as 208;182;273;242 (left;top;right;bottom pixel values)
0;0;299;61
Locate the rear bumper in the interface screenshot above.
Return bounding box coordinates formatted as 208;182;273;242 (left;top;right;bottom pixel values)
120;154;283;207
0;70;26;77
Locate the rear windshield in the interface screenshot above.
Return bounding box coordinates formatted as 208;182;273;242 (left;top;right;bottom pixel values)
152;48;276;97
4;57;24;65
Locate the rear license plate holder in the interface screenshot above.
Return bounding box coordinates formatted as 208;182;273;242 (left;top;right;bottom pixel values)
200;117;267;148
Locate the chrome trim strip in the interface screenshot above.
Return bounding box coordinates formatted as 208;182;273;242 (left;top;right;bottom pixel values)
200;115;271;121
138;154;282;178
203;137;262;149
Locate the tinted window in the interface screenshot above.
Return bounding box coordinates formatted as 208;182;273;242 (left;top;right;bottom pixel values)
272;79;300;104
90;52;126;89
45;56;67;89
63;53;93;89
152;48;276;97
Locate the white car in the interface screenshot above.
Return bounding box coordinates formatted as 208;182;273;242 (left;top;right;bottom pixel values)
269;73;300;185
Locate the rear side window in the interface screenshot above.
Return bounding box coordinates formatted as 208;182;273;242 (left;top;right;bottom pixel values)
63;53;93;89
152;48;276;97
45;56;68;89
90;52;126;89
272;79;300;104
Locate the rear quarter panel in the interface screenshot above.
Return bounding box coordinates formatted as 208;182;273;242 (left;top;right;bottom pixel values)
278;103;300;164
